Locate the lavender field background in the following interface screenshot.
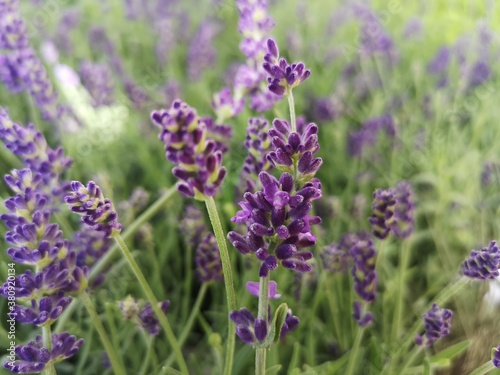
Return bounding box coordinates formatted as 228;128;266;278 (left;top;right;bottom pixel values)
1;0;500;374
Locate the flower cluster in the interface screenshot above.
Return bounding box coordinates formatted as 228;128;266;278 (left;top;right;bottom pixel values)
229;307;299;346
229;171;321;276
239;117;272;195
415;303;453;346
79;60;115;107
234;0;281;112
392;181;415;238
263;39;311;96
195;233;223;283
320;232;360;273
0;108;72;200
267;119;321;185
493;345;500;368
348;115;396;157
4;333;83;373
151;100;227;200
65;181;122;238
119;296;170;335
369;188;396;240
350;233;377;303
461;241;500;280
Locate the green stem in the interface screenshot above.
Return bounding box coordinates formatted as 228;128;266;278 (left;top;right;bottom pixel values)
164;283;208;368
204;197;237;375
345;326;365;375
399;346;423;375
139;334;155;375
42;325;57;375
468;361;496;375
80;292;126;375
113;233;189;374
287;91;297;132
54;187;177;333
393;240;411;342
256;275;270;375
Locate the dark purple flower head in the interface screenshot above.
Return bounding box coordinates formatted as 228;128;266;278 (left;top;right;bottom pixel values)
350;233;377;303
229;171;321;276
79;60;115;107
151;100;227;200
267;119;322;185
392;181;415;238
461;241;500;280
415;303;453;346
493;345;500;368
369;188;396;240
65;181;122;238
195;233;223;283
263;39;311;96
4;333;83;373
352;301;373;327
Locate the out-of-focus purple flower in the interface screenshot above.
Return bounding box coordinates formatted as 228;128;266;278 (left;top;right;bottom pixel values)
348;114;396;157
187;20;220;81
392;181;415;238
427;46;451;75
79;60;115;107
312;97;339;122
403;18;423;39
180;205;208;248
263;39;311;96
493;345;500;368
246;280;281;299
119;296;170;336
352;301;373;327
467;61;490;90
369;188;396;240
267;118;322;185
0;5;28;50
65;181;122;238
321;233;360;273
229;171;321;276
0;53;25;93
350;233;377;303
3;333;83;374
415;303;453;346
461;241;500;280
481;161;500;187
239;117;272;195
151;100;227;199
54;8;80;55
212;87;245;122
195;233;223;283
229;306;299;345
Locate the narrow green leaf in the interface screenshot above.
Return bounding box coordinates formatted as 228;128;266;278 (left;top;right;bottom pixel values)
429;340;469;364
265;364;282;375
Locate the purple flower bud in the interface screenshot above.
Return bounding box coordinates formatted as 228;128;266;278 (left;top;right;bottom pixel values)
245;280;282;299
350;234;377;303
461;241;500;280
369;188;396;239
415;303;453;346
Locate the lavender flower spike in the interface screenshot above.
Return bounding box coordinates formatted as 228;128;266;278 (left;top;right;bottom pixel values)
368;188;396;240
392;181;415;238
195;233;223;283
65;181;122;238
415;303;453;346
461;241;500;280
350;233;377;302
151;100;227;200
263;38;311;96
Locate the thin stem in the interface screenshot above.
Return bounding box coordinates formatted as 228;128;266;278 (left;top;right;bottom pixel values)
54;187;177;333
345;326;365;375
139;333;155;375
80;292;126;375
204;197;237;375
468;361;496;375
287;91;297;132
399;346;423;375
42;325;57;375
255;275;270;375
392;240;411;342
113;233;189;374
164;283;208;368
